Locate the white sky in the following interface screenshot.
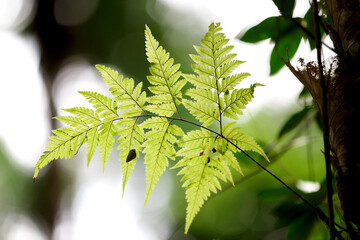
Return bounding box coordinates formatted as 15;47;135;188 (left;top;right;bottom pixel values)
0;0;332;239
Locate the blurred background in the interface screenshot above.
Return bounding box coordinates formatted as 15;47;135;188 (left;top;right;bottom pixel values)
0;0;335;239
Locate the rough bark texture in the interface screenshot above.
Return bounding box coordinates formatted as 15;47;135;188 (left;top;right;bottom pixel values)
325;0;360;236
287;0;360;237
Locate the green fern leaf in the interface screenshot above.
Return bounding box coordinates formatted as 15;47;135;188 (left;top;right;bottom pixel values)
175;151;227;234
185;88;218;105
174;129;245;234
98;122;117;171
78;91;118;121
62;107;101;127
85;127;99;167
55;108;103;167
144;103;177;117
141;117;180;205
34;127;86;179
183;99;220;126
182;74;217;90
145;25;184;118
222;83;263;120
115;118;144;195
96;64;147;117
54;116;89;132
220;150;243;176
220;72;250;93
175;129;214;159
223;122;269;162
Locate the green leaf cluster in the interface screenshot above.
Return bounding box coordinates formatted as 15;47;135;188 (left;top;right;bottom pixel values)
35;22;268;234
238;0;331;75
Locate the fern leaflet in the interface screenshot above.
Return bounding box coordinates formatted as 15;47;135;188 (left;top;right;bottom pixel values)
144;25;185;118
141;117;183;205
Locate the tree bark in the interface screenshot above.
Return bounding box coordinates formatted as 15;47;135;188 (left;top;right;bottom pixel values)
286;1;360;237
324;0;360;237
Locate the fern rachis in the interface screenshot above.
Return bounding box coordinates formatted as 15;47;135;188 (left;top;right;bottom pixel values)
34;22;268;235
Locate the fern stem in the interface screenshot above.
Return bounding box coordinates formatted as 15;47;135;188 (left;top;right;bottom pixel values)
209;23;223;135
214;59;222;135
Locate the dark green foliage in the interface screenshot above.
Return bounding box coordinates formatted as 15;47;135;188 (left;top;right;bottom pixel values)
238;0;331;75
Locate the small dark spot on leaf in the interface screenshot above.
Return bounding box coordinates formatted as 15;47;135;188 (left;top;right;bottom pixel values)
126;149;136;162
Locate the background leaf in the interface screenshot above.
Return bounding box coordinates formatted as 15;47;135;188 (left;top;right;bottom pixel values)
278;107;311;139
272;0;295;18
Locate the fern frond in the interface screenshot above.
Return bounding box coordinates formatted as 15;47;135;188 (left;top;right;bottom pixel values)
145;25;184;118
96;64;147;117
54;116;89;132
175;129;214;158
98;122;117;171
222;122;269;162
220;72;250;93
220;150;243;176
78;91;118;121
186;88;218;105
182;74;217;90
183;99;220;126
187;23;245;89
174;128;246;233
141;117;181;205
222;83;263;120
144;103;177;117
62;107;101;127
116;118;144;195
175;150;229;234
85;127;99;167
34;127;87;179
35;23;270;238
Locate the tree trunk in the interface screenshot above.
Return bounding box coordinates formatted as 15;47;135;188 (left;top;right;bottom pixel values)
287;0;360;237
324;0;360;237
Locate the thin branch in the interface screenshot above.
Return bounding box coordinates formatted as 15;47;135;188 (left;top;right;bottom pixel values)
312;1;336;239
291;17;336;53
221;135;345;239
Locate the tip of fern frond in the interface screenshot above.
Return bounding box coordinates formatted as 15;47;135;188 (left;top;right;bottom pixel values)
184;233;187;238
95;64;103;70
33;177;36;184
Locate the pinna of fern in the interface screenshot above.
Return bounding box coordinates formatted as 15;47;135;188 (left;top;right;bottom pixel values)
176;22;268;234
34;22;268;235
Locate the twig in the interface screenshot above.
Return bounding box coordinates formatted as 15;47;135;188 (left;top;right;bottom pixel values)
291;18;336;53
312;1;336;239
